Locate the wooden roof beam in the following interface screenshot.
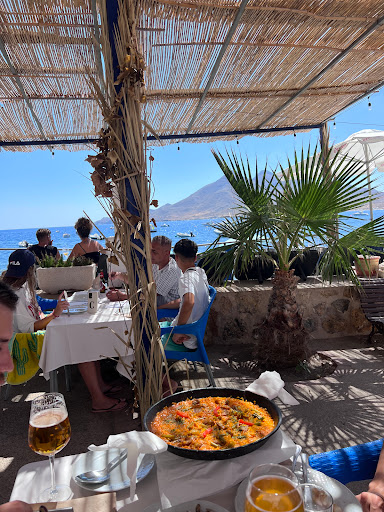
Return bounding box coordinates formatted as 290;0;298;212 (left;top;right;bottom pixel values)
0;36;53;153
186;0;250;134
256;14;384;129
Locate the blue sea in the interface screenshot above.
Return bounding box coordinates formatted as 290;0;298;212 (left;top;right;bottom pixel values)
0;211;382;272
0;218;226;272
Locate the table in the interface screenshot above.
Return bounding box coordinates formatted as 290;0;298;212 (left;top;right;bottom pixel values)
9;453;238;511
39;292;133;391
10;430;296;511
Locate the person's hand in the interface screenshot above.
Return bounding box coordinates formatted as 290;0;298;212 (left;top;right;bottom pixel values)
53;292;70;317
0;501;33;512
172;333;189;345
357;491;384;512
106;289;127;302
110;271;123;280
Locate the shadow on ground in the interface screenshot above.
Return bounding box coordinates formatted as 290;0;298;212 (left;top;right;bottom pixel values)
1;335;384;501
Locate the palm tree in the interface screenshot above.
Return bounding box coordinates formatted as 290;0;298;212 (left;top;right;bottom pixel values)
204;146;384;369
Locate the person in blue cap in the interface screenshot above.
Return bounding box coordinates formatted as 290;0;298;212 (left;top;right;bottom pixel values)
2;250;68;332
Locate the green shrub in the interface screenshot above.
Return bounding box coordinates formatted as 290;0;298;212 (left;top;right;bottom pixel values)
38;255;92;268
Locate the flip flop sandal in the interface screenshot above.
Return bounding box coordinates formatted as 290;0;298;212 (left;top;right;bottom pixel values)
104;384;123;396
91;398;127;413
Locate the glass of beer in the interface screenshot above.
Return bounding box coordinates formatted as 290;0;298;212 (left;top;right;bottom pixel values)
28;392;72;502
245;463;304;512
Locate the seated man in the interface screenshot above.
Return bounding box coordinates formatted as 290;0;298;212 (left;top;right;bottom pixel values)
162;238;209;350
29;228;60;263
0;281;33;512
107;235;181;308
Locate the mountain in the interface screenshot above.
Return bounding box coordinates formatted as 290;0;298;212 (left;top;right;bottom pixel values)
95;174;384;223
149;175;239;221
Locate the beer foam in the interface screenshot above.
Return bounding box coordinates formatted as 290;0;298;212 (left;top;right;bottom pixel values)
30;407;67;428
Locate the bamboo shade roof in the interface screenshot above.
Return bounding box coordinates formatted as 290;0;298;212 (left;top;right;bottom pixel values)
1;0;384;150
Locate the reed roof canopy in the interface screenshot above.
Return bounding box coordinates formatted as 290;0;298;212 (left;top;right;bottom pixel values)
1;0;384;151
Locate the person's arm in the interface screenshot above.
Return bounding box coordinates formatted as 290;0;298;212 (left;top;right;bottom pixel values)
158;298;181;309
110;271;129;284
0;501;33;512
172;292;194;344
33;292;69;331
68;244;79;260
357;445;384;512
106;289;128;302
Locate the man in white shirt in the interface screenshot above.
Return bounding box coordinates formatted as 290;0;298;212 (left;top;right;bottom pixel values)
162;238;209;350
107;236;181;308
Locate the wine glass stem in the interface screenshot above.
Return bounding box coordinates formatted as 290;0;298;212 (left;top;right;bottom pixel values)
49;454;56;497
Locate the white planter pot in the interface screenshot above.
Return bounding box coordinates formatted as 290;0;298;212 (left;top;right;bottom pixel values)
36;264;97;294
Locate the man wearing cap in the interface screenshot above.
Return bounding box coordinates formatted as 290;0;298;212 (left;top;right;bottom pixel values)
29;228;60;263
2;250;68;332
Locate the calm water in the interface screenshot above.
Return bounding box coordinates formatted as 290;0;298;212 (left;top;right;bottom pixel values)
0;211;382;272
0;218;225;271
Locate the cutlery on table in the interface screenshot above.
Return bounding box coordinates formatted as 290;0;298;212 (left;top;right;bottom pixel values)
292;444;302;473
75;450;127;484
301;452;309;483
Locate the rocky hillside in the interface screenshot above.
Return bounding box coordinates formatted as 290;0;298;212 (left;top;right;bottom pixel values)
96;175;384;223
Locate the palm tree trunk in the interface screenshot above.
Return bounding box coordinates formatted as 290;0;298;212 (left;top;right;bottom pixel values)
256;269;310;368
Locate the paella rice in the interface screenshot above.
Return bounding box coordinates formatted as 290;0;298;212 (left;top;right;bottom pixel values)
151;396;275;450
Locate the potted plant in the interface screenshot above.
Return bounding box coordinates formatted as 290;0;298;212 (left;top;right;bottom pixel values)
203;146;384;369
36;255;96;294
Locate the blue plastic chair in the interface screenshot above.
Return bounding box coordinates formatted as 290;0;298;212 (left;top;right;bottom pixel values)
309;439;383;484
160;285;217;387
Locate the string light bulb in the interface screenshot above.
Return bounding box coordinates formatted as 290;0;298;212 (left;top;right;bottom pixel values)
236;136;239;145
177;145;180;151
368;96;372;111
333;121;336;130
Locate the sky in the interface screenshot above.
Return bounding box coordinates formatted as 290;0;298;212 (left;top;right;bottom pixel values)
1;89;384;230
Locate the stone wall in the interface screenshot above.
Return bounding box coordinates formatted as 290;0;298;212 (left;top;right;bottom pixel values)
205;277;371;345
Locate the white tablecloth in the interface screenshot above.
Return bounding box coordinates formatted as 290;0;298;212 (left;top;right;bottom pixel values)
9;452;239;511
39;292;133;377
9;430;296;511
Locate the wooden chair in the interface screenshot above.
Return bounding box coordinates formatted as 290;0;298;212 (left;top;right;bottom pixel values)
358;278;384;343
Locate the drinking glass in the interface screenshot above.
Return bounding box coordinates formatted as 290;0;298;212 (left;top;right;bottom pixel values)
28;392;72;502
299;484;333;512
245;463;304;512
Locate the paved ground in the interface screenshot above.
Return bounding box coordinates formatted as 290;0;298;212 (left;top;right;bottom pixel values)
1;335;383;503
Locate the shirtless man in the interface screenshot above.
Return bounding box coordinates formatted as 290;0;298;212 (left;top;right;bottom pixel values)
0;282;33;512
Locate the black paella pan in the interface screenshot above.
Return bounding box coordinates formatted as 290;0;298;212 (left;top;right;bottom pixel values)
143;387;282;460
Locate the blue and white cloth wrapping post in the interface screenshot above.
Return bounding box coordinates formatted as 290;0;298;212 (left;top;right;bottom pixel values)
246;370;299;405
88;431;168;500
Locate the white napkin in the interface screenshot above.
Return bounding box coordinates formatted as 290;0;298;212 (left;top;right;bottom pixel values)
88;431;167;500
246;371;299;405
156;429;296;508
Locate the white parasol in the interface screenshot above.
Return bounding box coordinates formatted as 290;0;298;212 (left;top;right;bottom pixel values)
329;129;384;221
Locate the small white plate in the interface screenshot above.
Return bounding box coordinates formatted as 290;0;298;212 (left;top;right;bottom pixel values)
72;449;155;493
143;499;230;512
235;467;362;512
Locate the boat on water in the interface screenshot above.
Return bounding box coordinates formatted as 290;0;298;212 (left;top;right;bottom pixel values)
63;233;70;238
18;240;29;247
176;232;195;237
90;233;103;240
161;224;169;227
